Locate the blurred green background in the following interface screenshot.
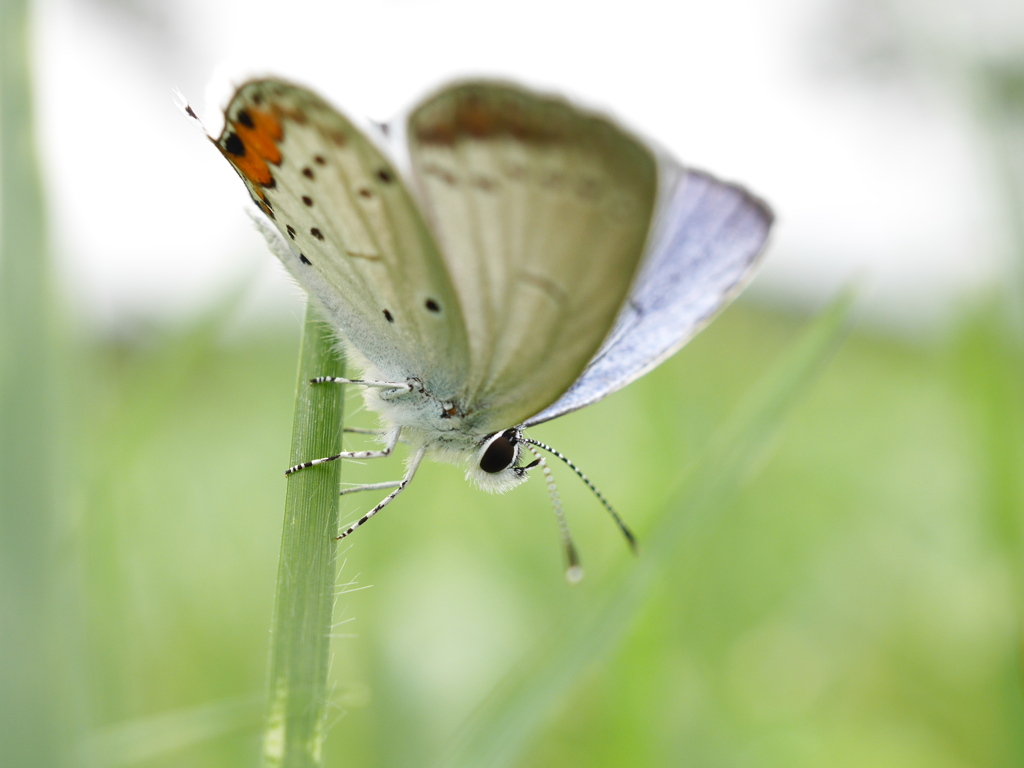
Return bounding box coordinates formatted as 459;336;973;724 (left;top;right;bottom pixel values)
4;0;1024;766
58;296;1024;768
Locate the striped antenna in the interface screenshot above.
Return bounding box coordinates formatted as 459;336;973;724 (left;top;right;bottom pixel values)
520;436;638;554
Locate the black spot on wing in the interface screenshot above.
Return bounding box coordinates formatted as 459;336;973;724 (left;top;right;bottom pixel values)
235;108;254;128
310;228;324;240
383;309;394;323
425;299;440;313
299;254;311;265
302;195;314;207
302;167;314;179
286;225;296;239
377;169;393;183
224;133;245;157
314;155;326;166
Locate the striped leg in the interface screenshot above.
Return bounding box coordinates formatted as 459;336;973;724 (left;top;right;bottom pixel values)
339;481;401;496
310;376;413;391
284;428;401;476
336;446;426;540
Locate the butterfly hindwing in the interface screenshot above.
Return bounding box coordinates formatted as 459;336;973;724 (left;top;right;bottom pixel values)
406;82;659;433
216;80;469;397
526;165;773;426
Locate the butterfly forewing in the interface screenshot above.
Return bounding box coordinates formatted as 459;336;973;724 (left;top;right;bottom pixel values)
216;80;469;397
406;83;658;433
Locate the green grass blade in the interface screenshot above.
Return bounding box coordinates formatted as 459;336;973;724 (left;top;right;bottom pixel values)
949;303;1024;756
80;695;264;768
442;291;855;768
261;305;346;768
0;1;70;765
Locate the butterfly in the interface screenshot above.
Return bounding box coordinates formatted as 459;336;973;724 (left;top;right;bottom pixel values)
196;78;772;578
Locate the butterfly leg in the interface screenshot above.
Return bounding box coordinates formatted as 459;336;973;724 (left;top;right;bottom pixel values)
284;428;401;476
339;480;401;496
310;376;414;391
336;446;426;540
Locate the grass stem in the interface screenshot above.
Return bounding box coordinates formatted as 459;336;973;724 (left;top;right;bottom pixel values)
261;306;346;768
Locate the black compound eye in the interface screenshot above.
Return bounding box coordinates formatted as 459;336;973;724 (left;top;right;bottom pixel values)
480;430;518;474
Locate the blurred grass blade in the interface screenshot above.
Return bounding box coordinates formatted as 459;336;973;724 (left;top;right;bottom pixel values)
976;65;1024;336
0;1;71;766
80;695;263;768
261;305;346;768
951;304;1024;570
442;291;855;768
949;303;1024;747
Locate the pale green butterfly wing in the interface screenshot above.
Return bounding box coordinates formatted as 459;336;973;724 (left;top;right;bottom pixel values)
214;79;469;398
406;83;658;434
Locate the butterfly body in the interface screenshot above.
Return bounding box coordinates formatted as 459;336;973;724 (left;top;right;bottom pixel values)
351;365;531;494
204;77;772;563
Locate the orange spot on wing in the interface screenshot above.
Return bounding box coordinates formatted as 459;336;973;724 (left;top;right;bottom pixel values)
231;152;274;187
219;104;285;188
237;108;283;165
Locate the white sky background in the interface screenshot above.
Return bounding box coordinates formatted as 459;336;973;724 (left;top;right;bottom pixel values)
31;0;1024;335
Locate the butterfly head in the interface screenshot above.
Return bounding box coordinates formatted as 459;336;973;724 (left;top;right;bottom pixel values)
466;428;539;493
